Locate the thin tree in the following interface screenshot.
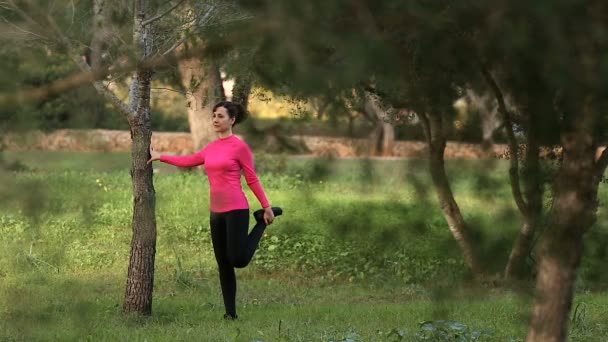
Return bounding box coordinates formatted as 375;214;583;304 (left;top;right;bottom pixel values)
479;67;544;280
83;0;159;314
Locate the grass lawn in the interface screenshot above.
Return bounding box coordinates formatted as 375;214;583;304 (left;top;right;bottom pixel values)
1;151;607;341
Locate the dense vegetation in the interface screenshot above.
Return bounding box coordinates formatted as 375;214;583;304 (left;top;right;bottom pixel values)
1;152;607;340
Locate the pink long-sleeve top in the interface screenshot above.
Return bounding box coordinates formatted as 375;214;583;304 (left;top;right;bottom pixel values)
159;135;270;213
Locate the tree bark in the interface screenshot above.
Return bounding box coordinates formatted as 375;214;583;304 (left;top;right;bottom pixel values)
177;53;225;151
464;88;501;154
123;0;157;315
505;127;542;279
479;66;544;279
526;108;604;341
505;215;537;278
348;113;356;137
379;121;395;156
89;0;111;74
365;92;394;156
420;113;483;274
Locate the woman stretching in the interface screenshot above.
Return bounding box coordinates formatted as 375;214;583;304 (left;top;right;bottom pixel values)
148;101;282;320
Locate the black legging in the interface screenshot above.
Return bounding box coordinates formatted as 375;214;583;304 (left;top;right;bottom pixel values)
210;209;266;318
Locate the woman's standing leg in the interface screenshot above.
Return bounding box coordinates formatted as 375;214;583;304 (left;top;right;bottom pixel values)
209;212;238;319
212;208;282;319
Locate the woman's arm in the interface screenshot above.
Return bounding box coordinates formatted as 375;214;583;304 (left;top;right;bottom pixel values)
159;149;206;168
238;143;270;208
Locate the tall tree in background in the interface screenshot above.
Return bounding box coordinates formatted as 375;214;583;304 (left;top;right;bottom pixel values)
178;52;225;150
159;1;252;150
474;1;608;340
459;87;503;153
364;92;395;156
173;3;225;150
479;68;545;280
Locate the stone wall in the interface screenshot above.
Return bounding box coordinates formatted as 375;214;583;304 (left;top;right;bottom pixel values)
3;128;511;159
3;129;195;154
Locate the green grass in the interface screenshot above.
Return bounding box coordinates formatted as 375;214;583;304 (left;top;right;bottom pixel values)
1;151;608;341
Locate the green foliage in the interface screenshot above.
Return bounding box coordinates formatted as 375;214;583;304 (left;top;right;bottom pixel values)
0;45;125;132
1;152;607;287
227;0;479;118
0;0;195;134
414;320;493;341
222;0;608;153
253;229;467;284
252;152;290;174
0;153;608;340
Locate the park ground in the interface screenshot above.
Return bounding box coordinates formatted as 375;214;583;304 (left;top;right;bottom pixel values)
1;151;607;341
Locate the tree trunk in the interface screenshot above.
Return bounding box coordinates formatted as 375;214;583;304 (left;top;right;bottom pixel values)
178;54;225;151
123;0;157;315
479;66;544;280
311;98;330;120
365;92;394;156
505;127;542;279
89;0;111;74
420;113;483;274
526;113;603;341
465;88;501;154
479;108;499;155
505;217;537;278
348;113;355;138
380;121;395;156
368;124;382;156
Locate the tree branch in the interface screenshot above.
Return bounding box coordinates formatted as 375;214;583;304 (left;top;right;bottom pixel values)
161;36;187;57
0;35;231;107
69;0;75;26
207;14;254;28
160;4;216;56
418;112;432;145
0;14;278;107
151;87;188;95
0;16;50;41
75;56;134;119
478;61;529;216
49;0;133;120
3;0;53;41
142;0;186;26
6;0;43;28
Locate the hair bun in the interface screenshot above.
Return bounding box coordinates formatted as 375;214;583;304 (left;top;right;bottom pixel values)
233;102;248;125
213;101;249;126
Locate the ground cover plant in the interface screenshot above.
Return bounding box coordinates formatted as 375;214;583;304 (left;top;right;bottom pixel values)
1;152;607;341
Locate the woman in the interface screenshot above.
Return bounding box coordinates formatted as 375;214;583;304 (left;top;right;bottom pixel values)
148;101;282;320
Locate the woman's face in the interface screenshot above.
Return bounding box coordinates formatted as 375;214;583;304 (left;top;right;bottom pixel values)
212;106;235;133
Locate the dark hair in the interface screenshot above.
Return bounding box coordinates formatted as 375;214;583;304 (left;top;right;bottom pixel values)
213;101;248;126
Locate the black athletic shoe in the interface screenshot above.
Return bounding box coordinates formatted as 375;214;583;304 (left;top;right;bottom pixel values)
253;207;283;223
223;313;238;321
